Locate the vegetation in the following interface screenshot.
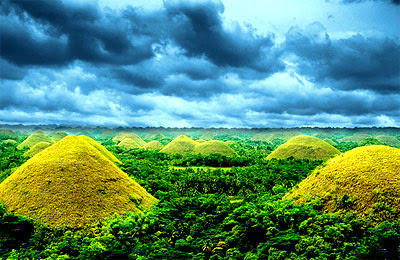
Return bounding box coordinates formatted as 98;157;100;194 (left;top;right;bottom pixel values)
267;135;341;160
286;145;400;222
1;127;400;259
0;136;156;228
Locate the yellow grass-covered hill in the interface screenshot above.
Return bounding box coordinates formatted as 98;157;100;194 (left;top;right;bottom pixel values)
79;135;121;164
266;135;340;160
194;140;236;157
144;140;164;150
117;137;145;150
285;145;400;222
112;132;146;147
24;142;52;157
17;131;54;150
0;129;17;139
376;135;400;148
0;135;157;228
339;133;371;143
160;135;198;155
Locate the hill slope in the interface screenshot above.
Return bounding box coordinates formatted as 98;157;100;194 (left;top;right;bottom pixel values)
0;136;157;228
160;135;198;155
17;131;53;150
24;142;52;157
117;137;145;150
144;140;164;150
113;132;146;147
266;135;340;160
285;145;400;222
194;140;236;157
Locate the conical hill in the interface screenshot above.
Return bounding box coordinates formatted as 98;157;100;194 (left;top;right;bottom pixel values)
113;132;146;147
144;140;164;150
376;135;400;148
266;135;340;160
17;131;54;149
24;142;52;157
117;137;144;150
285;145;400;222
160;135;198;155
0;136;157;228
79;135;121;164
52;131;68;142
194;140;236;157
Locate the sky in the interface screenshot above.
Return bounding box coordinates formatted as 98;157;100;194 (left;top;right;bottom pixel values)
0;0;399;128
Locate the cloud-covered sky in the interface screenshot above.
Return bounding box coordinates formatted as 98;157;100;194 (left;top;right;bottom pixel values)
0;0;399;127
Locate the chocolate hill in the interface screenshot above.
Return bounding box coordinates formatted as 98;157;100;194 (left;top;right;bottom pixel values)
285;145;400;222
0;136;156;228
17;131;53;150
266;135;340;160
160;135;198;155
194;140;236;157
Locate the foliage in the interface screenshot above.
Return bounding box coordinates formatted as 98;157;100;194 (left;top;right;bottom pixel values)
1;129;400;259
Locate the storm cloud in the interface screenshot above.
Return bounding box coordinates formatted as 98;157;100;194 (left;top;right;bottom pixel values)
0;0;399;127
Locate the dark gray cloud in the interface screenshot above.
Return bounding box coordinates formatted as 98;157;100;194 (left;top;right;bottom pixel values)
284;25;400;94
0;58;27;80
1;0;154;66
0;0;399;127
165;1;283;74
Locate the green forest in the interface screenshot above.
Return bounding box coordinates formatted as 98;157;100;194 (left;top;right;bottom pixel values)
0;127;399;260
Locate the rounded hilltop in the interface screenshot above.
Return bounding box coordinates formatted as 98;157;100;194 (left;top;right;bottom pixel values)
160;135;198;155
113;132;146;146
117;137;145;150
376;135;400;148
0;135;156;228
144;140;164;150
285;145;400;222
194;140;236;157
266;135;340;160
24;141;52;157
17;131;54;150
51;131;68;142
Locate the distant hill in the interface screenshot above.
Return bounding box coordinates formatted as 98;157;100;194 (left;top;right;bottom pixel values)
52;131;68;142
17;131;53;150
194;140;236;157
144;140;164;150
266;135;340;160
113;132;146;147
24;142;52;157
160;135;198;155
